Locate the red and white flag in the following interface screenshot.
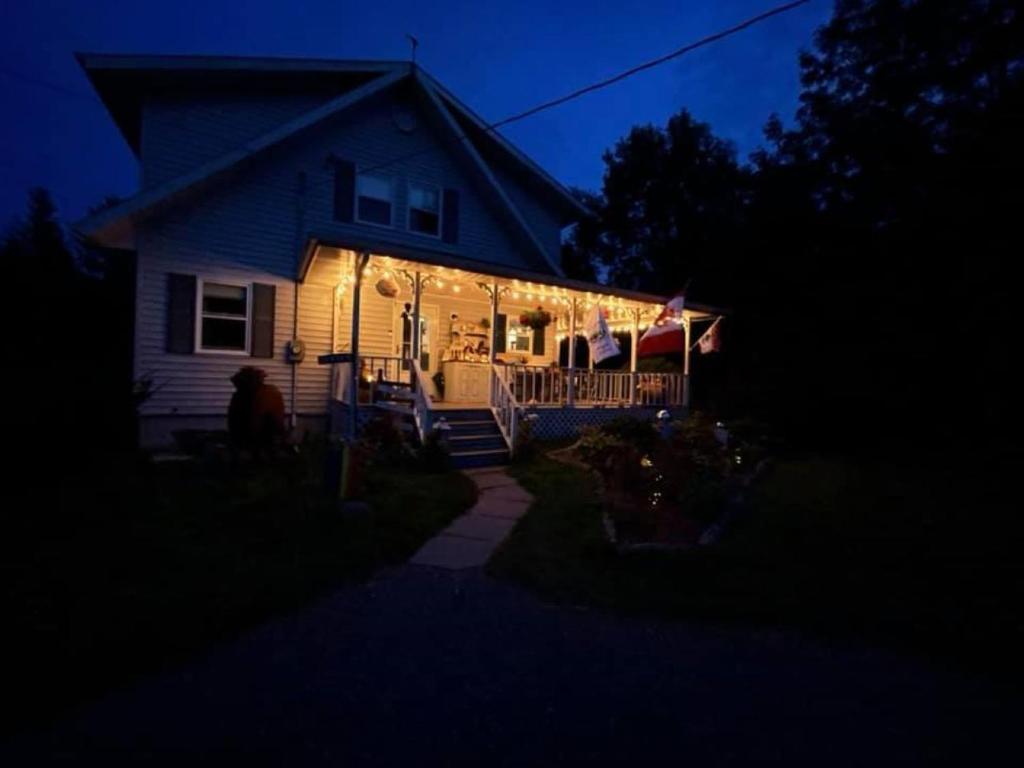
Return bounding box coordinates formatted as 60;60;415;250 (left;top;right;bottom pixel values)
637;294;685;357
697;317;723;354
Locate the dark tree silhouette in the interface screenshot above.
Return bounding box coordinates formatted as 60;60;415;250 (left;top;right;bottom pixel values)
567;0;1021;452
2;188;136;455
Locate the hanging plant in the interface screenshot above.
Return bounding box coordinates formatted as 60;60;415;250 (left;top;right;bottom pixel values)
375;275;399;298
519;306;552;330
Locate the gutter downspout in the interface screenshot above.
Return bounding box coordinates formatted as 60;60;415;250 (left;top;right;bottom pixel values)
291;170;307;431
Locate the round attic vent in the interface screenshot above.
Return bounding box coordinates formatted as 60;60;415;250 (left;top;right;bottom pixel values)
392;102;418;134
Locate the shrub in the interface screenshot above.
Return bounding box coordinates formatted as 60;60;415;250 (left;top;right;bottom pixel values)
361;414;415;468
513;412;538;463
418;430;452;473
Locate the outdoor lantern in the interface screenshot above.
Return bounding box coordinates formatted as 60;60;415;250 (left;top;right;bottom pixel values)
656;409;673;441
434;417;452;448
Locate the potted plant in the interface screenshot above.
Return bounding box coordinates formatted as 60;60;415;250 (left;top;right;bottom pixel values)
519;306;552;330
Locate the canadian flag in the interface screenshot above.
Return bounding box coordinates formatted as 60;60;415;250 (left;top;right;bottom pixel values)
637;294;685;357
697;317;723;354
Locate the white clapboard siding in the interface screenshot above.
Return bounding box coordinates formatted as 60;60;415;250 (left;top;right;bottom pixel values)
134;80;566;432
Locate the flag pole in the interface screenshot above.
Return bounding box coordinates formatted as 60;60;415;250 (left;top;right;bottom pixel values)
680;279;692;410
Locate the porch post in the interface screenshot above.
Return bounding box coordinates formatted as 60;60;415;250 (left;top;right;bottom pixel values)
488;282;499;363
411;270;422;365
349;251;370;438
629;308;640;405
682;316;692;409
566;298;577;406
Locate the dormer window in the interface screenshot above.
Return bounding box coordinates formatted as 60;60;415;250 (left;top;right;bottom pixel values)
355;173;393;226
408;182;441;237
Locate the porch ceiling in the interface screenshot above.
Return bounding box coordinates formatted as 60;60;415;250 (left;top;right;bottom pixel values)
302;237;727;326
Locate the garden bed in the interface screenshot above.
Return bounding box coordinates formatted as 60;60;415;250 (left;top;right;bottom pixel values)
550;414;770;551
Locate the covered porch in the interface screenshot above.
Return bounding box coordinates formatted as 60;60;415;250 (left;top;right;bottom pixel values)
304;242;721;457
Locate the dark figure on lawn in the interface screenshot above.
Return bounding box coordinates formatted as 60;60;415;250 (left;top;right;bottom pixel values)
228;366;286;456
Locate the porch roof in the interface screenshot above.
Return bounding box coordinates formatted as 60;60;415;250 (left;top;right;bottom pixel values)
304;235;728;317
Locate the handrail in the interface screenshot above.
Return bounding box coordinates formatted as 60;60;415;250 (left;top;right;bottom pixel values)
490;364;519;455
410;359;434;444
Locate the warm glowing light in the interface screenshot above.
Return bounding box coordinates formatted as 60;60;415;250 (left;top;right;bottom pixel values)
452;285;461;293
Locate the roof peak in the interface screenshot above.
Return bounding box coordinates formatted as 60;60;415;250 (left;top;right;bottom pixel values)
75;52;410;73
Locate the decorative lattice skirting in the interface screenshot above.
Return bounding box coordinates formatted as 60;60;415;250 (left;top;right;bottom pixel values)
526;406;684;440
332;402;684;442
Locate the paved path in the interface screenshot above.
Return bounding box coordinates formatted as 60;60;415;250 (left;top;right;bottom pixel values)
2;565;1018;766
409;468;531;569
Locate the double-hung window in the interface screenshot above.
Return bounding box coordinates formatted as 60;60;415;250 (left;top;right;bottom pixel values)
506;321;533;353
197;280;250;353
407;182;441;237
355;173;393;226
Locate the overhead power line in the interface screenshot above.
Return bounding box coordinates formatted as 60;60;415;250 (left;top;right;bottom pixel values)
360;0;811;175
489;0;811;132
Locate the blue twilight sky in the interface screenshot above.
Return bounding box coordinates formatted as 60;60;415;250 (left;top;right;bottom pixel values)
0;0;830;229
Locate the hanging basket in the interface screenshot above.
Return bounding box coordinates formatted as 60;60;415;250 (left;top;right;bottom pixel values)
518;306;552;330
375;276;399;298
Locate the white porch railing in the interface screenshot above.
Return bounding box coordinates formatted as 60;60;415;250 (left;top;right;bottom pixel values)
410;359;434;443
634;372;685;407
490;364;519;453
497;364;686;407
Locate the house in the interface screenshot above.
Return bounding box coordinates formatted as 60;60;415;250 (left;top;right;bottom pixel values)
76;54;721;467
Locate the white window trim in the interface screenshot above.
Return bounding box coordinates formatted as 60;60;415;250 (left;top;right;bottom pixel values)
406;181;443;239
195;278;252;356
354;170;395;228
506;321;534;354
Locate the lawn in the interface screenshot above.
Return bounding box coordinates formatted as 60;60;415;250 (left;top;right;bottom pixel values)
489;447;1023;679
3;446;476;734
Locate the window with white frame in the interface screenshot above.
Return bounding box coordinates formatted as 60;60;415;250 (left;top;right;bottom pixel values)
355;173;393;226
198;280;250;352
506;321;533;353
407;182;441;236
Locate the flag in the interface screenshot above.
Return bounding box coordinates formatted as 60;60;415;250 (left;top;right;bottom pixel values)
697;318;722;354
584;304;620;364
637;294;685;357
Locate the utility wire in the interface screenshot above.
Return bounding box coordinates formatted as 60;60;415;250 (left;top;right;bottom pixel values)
360;0;811;175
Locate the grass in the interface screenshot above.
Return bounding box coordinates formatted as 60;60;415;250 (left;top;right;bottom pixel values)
3;446;476;735
489;446;1023;679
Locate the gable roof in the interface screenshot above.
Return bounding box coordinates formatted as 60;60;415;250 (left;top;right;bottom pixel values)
74;54;587;263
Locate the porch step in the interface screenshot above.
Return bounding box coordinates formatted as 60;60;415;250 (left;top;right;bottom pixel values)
437;408;510;469
448;433;508;452
443;419;503;437
450;447;510;470
434;408;493;422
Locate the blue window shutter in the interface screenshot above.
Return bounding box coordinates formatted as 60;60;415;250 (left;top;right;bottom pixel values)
333;160;356;222
442;188;460;244
166;273;196;354
532;326;545;356
251;283;276;359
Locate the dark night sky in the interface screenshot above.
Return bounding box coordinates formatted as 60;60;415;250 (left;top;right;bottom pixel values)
0;0;829;228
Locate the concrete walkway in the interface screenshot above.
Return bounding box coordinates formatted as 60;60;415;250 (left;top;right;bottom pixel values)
409;467;532;569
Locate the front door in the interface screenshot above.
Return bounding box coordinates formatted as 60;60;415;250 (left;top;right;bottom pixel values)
394;303;439;383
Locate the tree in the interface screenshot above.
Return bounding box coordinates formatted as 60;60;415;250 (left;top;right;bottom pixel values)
569;0;1022;451
2;188;137;453
564;110;749;305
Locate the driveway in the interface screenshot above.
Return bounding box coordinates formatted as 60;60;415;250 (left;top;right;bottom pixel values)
3;565;1018;766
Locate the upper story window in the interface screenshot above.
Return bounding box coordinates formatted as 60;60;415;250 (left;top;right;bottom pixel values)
355;173;393;226
198;280;250;353
408;182;441;237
